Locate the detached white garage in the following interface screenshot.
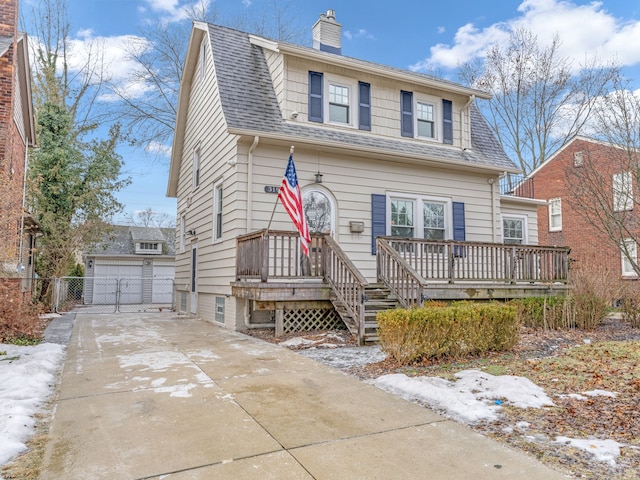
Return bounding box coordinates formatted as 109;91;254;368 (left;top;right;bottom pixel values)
83;226;176;308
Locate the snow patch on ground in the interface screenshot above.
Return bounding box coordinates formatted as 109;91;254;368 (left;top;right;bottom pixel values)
555;436;624;465
372;369;554;424
300;345;386;369
0;343;65;475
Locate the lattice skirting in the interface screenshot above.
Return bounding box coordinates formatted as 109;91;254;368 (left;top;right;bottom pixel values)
284;307;345;333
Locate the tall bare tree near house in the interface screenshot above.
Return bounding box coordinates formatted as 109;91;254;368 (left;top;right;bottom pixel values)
107;0;305;155
127;208;176;228
459;28;619;175
565;77;640;277
24;0;129;288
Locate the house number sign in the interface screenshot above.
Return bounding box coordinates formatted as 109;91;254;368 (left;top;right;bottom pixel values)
264;185;280;194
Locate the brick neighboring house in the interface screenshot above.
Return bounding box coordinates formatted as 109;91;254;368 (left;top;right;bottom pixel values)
0;0;37;293
529;136;639;282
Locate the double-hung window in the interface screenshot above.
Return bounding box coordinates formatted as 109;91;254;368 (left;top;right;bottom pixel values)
502;216;527;245
328;84;350;124
548;198;562;232
416;102;435;139
622;239;638;277
423;201;445;240
213;179;223;241
193;148;200;189
613;171;633;211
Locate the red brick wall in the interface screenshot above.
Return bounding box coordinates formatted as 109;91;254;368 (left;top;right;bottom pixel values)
533;138;638;281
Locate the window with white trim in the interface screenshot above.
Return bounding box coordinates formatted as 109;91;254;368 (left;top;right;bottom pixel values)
621;238;638;277
613;171;633;211
215;296;225;323
136;242;162;254
328;84;349;123
388;194;452;239
303;189;334;235
502;215;527;245
180;215;186;253
548;198;562;232
193;148;200;189
416;101;436;139
213;179;223;241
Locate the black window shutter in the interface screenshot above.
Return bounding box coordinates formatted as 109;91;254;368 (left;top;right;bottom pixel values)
309;71;323;123
358;81;371;131
452;202;465;241
400;90;413;137
371;194;386;255
442;99;453;144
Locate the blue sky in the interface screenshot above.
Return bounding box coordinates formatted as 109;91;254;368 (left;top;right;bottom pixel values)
21;0;640;225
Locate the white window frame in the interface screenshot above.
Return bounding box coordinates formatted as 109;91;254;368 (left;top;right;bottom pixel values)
621;239;638;277
613;171;633;212
323;74;357;128
414;93;440;142
548;198;562;232
180;215;186;253
213;178;223;242
193;148;201;190
501;214;528;245
386;193;452;239
302;188;335;236
215;296;225;323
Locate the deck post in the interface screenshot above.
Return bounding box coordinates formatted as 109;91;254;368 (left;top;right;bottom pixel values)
275;307;284;337
261;233;269;282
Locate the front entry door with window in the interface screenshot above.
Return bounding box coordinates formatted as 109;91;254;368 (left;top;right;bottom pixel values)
190;243;198;314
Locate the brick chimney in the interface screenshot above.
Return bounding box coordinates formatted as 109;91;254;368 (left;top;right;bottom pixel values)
0;0;18;39
312;9;342;55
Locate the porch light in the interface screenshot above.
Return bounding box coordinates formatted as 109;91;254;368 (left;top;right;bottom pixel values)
314;171;323;183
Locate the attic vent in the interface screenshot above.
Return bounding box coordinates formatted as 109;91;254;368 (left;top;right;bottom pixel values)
573;151;583;167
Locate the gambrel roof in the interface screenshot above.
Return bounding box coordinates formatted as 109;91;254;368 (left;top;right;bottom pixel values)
168;23;518;196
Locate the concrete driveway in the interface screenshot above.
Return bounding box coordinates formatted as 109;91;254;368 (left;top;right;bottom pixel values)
39;312;567;479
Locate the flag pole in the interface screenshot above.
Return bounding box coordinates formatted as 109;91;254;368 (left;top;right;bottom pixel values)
266;145;294;233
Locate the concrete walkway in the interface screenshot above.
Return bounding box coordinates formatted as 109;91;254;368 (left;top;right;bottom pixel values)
39;312;567;479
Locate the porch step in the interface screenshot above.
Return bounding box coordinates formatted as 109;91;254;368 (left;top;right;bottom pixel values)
330;283;400;345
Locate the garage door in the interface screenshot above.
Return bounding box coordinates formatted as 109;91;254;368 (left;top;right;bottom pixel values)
93;264;143;304
152;264;174;304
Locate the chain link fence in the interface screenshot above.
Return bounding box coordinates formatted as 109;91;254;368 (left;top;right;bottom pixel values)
50;276;175;313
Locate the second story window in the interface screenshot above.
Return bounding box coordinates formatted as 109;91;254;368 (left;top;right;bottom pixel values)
613;171;632;212
417;102;435;139
193;148;200;189
328;84;349;123
549;198;562;231
213;179;223;241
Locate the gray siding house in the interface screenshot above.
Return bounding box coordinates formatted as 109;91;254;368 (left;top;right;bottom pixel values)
167;11;568;343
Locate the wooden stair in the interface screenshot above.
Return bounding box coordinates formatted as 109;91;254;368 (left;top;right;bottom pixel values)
330;283;400;345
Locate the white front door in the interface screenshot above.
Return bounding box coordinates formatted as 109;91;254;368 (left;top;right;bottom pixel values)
190;243;198;314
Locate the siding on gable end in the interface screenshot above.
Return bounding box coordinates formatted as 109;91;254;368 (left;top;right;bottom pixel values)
400;90;413;137
308;71;323;122
263;49;285;113
371;194;386;254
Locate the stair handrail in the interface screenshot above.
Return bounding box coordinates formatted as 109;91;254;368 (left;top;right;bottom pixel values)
376;238;428;309
322;235;369;344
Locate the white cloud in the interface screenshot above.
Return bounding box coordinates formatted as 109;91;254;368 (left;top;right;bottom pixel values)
145;141;172;157
412;0;640;72
343;28;375;41
142;0;212;23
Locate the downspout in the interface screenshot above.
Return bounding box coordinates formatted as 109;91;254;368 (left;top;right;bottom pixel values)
246;135;260;233
461;94;475;149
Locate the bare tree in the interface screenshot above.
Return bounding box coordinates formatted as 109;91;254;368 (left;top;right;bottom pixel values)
126;208;176;228
108;0;305;155
459;28;619;175
566;77;640;275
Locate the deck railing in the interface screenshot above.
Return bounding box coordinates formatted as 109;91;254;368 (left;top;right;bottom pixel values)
377;238;428;308
380;237;570;284
236;230;324;281
322;235;368;342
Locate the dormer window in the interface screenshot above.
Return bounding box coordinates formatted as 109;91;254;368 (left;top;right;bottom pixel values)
328;84;349;123
416;101;435;139
136;242;162;254
401;91;453;144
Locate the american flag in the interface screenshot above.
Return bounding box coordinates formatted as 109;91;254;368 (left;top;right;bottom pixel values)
278;154;311;256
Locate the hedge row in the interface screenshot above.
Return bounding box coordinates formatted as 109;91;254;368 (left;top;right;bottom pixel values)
377;302;519;365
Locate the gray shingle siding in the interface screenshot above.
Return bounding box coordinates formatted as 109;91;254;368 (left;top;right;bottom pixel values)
207;24;518;172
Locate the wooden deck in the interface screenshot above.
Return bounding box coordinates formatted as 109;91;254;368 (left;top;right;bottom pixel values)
233;230;571;343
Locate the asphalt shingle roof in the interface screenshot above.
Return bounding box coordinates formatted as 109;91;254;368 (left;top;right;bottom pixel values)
86;226;176;256
207;24;518;172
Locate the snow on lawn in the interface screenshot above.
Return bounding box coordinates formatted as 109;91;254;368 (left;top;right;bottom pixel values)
372;369;554;424
0;343;65;478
